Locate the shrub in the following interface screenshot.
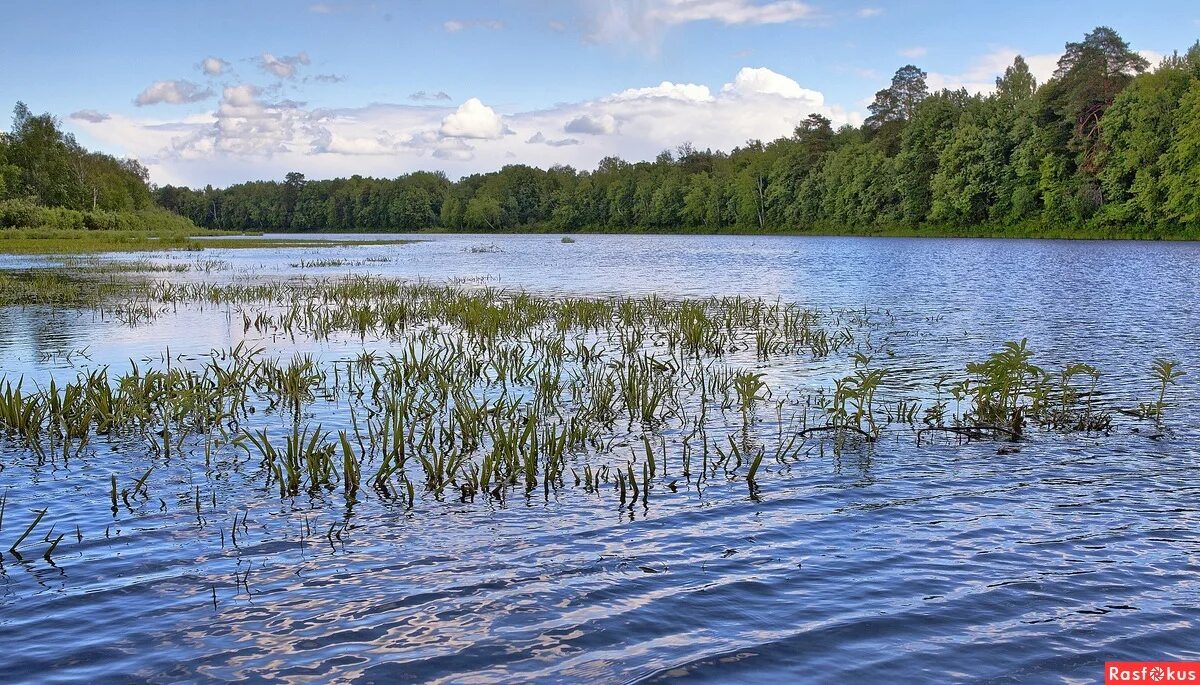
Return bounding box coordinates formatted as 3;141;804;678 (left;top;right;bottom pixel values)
0;198;41;228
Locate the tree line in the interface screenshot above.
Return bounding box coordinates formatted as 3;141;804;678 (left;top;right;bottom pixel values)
0;103;194;232
148;28;1200;237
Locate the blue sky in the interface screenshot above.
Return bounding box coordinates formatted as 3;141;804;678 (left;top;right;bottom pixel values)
2;0;1198;187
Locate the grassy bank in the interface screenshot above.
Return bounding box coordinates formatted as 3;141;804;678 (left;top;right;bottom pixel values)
0;227;203;254
0;199;225;254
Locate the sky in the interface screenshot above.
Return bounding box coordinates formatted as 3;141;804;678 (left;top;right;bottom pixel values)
2;0;1198;188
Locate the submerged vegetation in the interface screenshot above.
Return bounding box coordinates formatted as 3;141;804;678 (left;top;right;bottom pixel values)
0;270;1184;565
151;27;1200;239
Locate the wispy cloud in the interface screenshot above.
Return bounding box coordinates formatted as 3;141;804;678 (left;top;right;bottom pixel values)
443;19;505;33
584;0;820;48
527;132;582;147
135;80;214;106
856;7;883;18
926;47;1059;94
70;109;110;123
410;91;453;102
898;46;927;58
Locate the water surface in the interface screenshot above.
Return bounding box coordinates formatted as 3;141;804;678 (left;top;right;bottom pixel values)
1;234;1197;683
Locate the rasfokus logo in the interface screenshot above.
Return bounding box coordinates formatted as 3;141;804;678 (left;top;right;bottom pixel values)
1106;662;1200;683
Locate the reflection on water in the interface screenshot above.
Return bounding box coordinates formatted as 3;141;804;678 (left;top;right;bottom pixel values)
1;234;1198;683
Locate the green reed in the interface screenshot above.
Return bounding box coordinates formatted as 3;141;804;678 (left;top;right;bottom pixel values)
0;271;1187;538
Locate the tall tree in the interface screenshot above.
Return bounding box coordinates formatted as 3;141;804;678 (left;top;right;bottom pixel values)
1046;26;1149;173
866;65;929;128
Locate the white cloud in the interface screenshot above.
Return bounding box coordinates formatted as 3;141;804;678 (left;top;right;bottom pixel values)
259;52;311;79
151;84;318;160
898;47;927;59
201;56;229;76
440;98;507;139
926;48;1059;95
585;0;818;46
135;80;214;106
721;66;823;102
1138;50;1164;67
443;19;505;32
564;113;618;135
654;0;816;25
856;7;882;18
78;66;859;187
608;81;714;102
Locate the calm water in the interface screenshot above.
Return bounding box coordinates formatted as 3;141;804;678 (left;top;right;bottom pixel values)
1;234;1198;683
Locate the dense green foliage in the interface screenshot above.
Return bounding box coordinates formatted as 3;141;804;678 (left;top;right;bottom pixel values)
141;29;1200;238
0;102;199;236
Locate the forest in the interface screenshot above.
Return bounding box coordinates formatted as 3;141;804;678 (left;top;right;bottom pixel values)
11;26;1200;238
0;103;194;233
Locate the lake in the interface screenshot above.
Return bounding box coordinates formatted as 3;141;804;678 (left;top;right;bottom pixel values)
1;233;1198;683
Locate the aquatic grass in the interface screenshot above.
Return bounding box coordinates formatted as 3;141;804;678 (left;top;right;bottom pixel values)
8;507;46;556
962;339;1043;436
0;271;1178;535
1139;359;1186;423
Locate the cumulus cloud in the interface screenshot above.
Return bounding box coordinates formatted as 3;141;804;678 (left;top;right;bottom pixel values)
135;80;214;106
410;90;453;102
440;98;507;139
201;56;229;76
70;109;110;123
721;66;823;102
259;52;311;79
585;0;818;46
443;19;505;32
564;113;618;135
82;66;859;186
155;84;320;159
